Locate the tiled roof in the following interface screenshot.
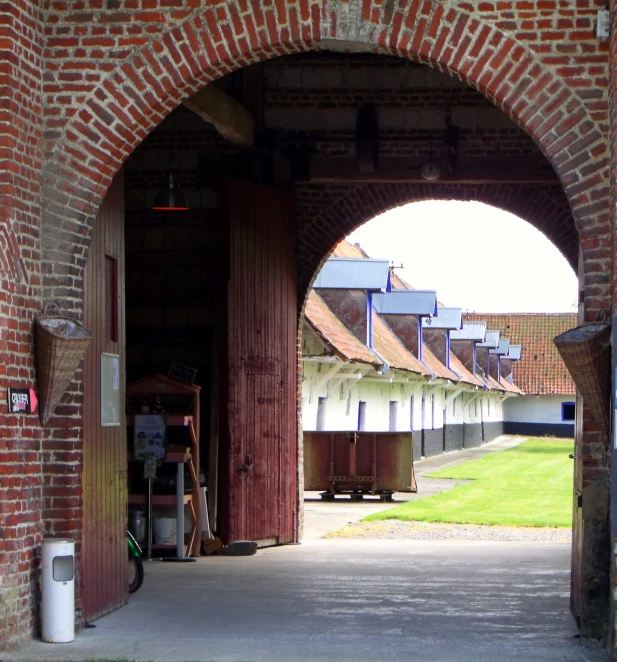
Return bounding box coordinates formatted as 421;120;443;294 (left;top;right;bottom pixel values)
421;343;460;382
463;313;577;395
325;240;509;391
449;351;484;388
332;240;369;259
371;311;428;376
304;291;380;366
391;272;411;289
500;378;523;395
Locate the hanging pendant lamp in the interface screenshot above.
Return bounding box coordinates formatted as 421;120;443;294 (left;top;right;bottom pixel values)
153;171;189;211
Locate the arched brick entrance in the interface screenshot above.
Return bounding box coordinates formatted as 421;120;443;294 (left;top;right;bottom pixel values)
295;181;578;303
33;0;612;648
40;2;609;316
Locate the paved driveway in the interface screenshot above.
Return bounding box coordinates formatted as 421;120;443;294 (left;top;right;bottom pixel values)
7;437;605;662
7;539;604;662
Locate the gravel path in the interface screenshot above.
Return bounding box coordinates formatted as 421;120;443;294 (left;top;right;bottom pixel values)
327;519;572;543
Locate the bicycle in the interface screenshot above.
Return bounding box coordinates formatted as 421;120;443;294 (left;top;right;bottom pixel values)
128;528;144;593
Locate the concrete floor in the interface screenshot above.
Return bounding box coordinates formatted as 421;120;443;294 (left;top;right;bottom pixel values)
6;436;607;662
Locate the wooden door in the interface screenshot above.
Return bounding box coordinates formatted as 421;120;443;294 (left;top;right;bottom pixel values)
82;171;127;620
219;180;297;545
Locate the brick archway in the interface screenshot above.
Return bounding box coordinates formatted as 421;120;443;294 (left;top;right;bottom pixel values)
40;0;609;314
296;181;578;305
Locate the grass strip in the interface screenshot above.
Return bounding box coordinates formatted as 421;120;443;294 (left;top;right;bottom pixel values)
365;438;574;528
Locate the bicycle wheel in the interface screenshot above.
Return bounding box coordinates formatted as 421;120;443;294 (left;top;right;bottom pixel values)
128;553;144;593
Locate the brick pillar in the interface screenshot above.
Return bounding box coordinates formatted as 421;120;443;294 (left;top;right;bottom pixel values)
0;0;44;650
609;1;617;655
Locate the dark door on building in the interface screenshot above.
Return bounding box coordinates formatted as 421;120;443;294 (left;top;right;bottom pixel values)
218;180;297;545
82;171;127;621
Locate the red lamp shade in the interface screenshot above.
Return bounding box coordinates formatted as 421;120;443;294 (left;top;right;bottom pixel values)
153;172;189;211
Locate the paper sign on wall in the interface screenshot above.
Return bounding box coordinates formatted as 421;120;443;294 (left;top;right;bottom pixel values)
101;353;121;427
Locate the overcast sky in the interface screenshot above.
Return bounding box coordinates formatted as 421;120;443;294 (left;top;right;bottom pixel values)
346;200;578;313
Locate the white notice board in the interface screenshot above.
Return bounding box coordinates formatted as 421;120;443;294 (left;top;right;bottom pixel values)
101;353;121;427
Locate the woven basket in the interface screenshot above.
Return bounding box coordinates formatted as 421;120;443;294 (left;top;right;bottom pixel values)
36;303;92;425
553;322;611;435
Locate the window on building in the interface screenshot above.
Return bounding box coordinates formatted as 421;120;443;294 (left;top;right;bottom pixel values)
358;401;366;431
389;401;398;431
316;397;327;431
562;401;575;422
409;395;414;431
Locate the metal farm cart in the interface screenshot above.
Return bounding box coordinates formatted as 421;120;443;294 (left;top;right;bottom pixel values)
303;431;416;501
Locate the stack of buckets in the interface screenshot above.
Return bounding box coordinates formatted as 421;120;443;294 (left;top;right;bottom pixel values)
129;509;177;546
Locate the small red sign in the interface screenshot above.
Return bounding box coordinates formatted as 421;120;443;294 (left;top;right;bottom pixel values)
7;388;38;414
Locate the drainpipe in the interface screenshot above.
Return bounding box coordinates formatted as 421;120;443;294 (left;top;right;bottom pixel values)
367;291;389;375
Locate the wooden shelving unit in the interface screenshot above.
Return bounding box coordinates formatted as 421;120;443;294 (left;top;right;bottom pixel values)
126;375;201;557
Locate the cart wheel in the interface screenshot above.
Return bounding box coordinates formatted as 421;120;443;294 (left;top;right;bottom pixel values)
128;554;144;593
350;494;364;502
320;492;335;501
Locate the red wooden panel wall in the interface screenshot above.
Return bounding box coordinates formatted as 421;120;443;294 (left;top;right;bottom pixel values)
82;171;127;620
220;180;297;545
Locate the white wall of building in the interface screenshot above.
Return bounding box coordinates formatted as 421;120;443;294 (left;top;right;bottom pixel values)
504;394;574;424
303;359;518;436
302;361;427;432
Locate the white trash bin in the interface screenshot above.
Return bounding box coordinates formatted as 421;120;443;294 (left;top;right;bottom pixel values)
42;539;75;643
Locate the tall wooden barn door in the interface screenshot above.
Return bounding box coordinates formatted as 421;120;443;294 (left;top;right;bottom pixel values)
219;180;297;545
82;171;127;621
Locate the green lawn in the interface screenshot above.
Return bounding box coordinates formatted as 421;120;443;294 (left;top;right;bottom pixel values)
365;438;574;528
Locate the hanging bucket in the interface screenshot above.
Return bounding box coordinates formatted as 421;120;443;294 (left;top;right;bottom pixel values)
553;322;611;436
36;303;92;426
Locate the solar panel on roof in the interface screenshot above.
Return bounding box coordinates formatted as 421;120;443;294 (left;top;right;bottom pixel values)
313;258;391;291
489;339;510;355
450;321;486;341
372;290;437;315
505;345;522;360
421;307;463;330
478;330;500;348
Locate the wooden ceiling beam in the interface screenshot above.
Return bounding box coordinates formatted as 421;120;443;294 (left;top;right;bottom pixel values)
183;84;256;147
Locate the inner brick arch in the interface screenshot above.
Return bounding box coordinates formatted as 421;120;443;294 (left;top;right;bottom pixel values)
296;182;578;305
39;0;609;315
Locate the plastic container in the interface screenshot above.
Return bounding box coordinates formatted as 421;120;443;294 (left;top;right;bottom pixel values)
42;539;75;643
153;517;177;545
129;509;146;546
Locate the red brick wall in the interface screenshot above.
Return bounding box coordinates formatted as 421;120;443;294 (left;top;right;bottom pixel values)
0;0;44;650
295;181;577;299
37;1;611;318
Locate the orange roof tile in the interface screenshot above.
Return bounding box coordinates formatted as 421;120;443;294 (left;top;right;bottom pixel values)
372;311;428;376
485;374;506;392
500;378;523;395
449;351;484;388
421;343;459;382
463;313;576;395
332;240;369;259
391;272;413;290
304;291;380;366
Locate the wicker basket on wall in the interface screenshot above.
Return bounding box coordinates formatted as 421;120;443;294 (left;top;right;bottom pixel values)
553;322;611;436
36;303;92;426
